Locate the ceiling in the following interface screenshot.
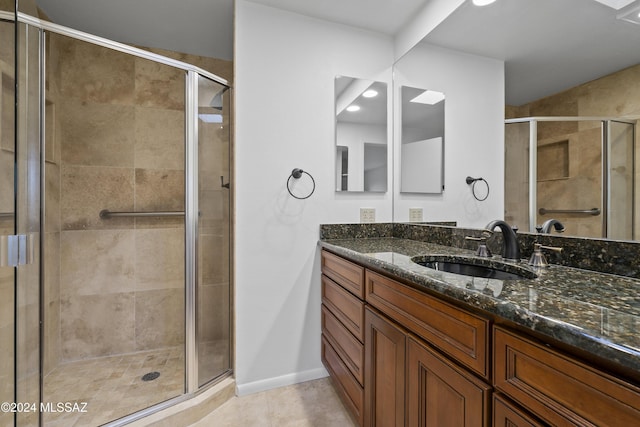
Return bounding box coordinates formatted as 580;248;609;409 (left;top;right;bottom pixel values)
32;0;640;105
35;0;235;60
423;0;640;105
33;0;427;61
244;0;429;35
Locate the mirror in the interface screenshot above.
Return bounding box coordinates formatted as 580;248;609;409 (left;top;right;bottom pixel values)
335;76;388;192
400;86;445;194
394;0;640;240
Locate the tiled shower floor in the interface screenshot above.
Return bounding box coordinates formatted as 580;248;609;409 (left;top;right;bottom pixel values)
43;341;228;427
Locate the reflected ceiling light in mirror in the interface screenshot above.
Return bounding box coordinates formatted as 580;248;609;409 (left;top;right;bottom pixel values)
410;90;445;105
472;0;497;6
362;89;378;98
616;0;640;24
198;114;223;123
346;105;361;112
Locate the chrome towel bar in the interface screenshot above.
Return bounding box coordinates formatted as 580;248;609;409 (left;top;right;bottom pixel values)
538;207;600;216
100;209;184;219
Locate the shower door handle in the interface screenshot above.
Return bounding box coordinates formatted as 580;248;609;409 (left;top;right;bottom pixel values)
0;234;34;267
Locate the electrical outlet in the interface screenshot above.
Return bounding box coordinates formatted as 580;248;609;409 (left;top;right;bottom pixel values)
360;208;375;223
409;208;423;222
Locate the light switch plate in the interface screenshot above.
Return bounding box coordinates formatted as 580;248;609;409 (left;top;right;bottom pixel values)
409;208;423;222
360;208;375;223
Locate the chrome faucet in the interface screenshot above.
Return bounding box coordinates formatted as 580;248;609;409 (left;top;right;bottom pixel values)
540;219;565;234
484;220;521;261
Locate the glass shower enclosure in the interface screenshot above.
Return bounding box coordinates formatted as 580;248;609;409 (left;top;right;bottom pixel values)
505;117;636;240
2;6;232;427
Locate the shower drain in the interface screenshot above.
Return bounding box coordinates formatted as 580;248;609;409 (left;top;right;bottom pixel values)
141;371;161;382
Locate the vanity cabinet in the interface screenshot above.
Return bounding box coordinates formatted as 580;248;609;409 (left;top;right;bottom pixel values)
494;326;640;427
320;250;365;425
364;274;491;427
320;249;640;427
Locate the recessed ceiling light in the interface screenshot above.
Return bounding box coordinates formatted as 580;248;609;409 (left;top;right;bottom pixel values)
346;105;361;112
362;89;378;98
472;0;497;5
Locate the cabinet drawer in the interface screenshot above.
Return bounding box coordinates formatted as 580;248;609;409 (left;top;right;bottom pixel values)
322;304;364;385
322;275;365;342
322;336;364;426
494;327;640;427
321;250;365;298
493;394;543;427
365;270;489;379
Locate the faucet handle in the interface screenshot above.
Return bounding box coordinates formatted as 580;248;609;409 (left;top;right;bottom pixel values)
465;236;492;258
528;243;562;267
538;244;563;253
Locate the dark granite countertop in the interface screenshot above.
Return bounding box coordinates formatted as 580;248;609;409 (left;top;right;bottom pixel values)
319;237;640;377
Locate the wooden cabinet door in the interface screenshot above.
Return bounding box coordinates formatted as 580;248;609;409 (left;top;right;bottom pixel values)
493;394;543;427
364;308;406;427
406;337;491;427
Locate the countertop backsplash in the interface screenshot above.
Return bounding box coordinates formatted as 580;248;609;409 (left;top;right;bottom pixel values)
320;222;640;279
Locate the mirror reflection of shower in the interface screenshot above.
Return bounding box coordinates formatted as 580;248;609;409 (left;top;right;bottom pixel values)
505;117;636;240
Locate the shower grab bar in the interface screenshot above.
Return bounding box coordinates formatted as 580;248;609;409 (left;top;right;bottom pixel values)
538;207;601;216
99;209;184;219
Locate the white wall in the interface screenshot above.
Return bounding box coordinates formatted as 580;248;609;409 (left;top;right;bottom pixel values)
394;0;465;61
336;122;387;191
234;0;393;395
393;43;505;227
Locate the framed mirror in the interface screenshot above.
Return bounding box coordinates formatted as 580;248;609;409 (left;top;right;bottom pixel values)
335;76;388;192
400;86;445;194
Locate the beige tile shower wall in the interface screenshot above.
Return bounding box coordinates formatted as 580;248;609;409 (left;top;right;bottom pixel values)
51;34;231;362
507;64;640;238
536;126;602;237
504;123;530;229
43;29;63;376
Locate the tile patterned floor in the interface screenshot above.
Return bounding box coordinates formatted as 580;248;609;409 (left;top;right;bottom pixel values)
43;347;185;427
42;341;230;426
42;345;348;426
190;378;357;427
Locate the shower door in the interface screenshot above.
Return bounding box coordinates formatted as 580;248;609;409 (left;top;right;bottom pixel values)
0;15;16;427
1;17;43;427
195;74;231;386
4;7;232;425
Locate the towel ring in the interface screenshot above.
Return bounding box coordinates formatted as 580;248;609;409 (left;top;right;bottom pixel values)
287;168;315;199
466;176;490;201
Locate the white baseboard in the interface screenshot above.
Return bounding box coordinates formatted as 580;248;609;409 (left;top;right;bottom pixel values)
235;367;329;396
